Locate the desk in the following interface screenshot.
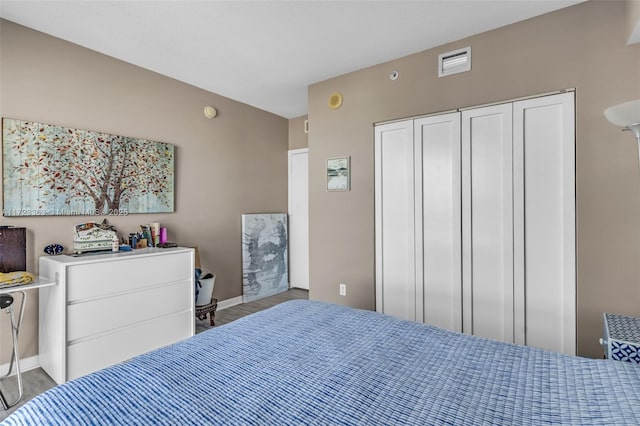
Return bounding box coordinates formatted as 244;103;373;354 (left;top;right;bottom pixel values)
0;278;55;409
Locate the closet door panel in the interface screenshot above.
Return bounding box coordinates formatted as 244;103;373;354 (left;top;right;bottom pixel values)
375;121;416;321
462;104;514;342
514;92;575;354
415;113;462;332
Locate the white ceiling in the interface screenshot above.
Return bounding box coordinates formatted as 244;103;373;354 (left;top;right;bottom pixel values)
0;0;586;119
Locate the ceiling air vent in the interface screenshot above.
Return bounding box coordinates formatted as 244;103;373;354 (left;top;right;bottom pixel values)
438;46;471;77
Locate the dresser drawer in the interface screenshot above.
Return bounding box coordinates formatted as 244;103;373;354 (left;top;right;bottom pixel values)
67;251;191;302
66;309;192;381
67;280;192;342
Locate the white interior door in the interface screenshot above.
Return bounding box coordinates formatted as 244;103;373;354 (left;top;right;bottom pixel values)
375;120;416;321
415;113;462;332
462;104;515;343
288;149;309;290
513;92;576;354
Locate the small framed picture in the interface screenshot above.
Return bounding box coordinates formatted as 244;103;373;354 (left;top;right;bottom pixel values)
327;156;350;191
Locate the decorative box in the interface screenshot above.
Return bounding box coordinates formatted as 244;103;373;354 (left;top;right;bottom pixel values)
602;312;640;364
73;222;117;254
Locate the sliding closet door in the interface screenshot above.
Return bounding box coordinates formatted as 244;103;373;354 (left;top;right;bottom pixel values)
374;91;575;350
375;120;417;321
513;92;576;354
415;113;462;332
461;104;515;342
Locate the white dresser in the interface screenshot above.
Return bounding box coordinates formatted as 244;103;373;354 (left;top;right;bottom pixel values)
39;247;195;384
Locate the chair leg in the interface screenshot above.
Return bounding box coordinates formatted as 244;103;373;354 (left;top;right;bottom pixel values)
0;304;23;410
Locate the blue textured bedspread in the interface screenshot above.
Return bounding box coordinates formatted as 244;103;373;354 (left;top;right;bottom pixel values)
3;300;640;425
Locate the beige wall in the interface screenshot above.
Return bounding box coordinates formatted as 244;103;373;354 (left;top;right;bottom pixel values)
288;115;308;150
308;0;640;358
0;20;288;363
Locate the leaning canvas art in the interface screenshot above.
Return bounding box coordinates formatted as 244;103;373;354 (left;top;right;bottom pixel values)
2;118;174;216
241;213;289;303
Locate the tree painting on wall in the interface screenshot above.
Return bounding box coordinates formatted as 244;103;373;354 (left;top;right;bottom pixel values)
2;118;174;216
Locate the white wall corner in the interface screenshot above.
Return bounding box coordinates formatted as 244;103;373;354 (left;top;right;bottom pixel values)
217;295;243;311
0;355;40;377
626;0;640;44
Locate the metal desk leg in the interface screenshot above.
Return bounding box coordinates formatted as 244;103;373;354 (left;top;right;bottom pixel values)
0;291;25;410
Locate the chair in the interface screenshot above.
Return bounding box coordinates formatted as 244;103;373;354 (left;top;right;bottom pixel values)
0;294;23;410
195;298;218;327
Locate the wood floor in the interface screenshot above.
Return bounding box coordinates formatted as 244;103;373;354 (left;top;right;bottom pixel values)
0;288;308;420
196;288;309;331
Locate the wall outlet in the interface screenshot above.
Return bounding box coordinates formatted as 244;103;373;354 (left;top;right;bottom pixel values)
339;283;347;296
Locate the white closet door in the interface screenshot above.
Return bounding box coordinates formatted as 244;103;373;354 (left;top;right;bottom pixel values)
513;92;576;354
462;104;515;342
415;113;462;332
375;120;417;321
288;149;309;290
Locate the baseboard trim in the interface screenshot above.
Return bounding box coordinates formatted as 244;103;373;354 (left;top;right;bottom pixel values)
0;355;39;377
217;296;243;311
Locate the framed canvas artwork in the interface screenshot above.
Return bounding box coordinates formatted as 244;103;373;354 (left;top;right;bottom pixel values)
2;118;174;216
327;156;350;191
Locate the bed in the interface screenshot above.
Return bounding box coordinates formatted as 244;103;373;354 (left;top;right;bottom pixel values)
2;300;640;425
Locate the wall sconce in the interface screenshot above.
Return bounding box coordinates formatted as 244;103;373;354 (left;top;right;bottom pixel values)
604;99;640;161
204;106;217;119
